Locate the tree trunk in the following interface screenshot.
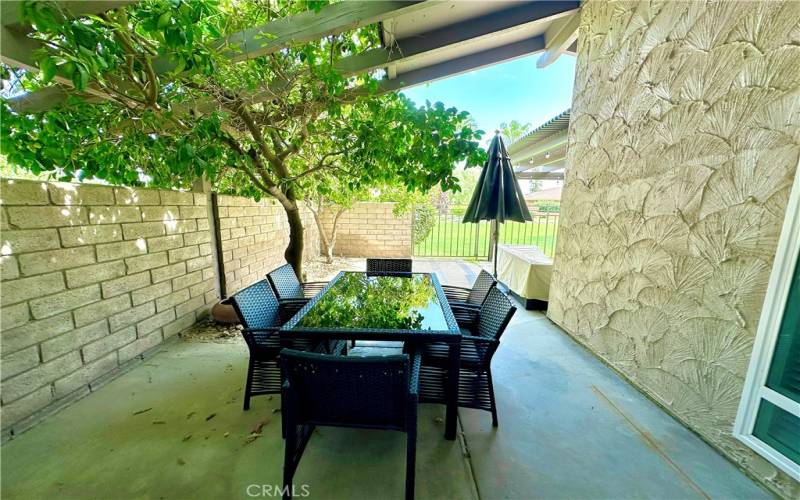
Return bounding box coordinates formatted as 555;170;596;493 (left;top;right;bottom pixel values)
284;201;305;279
309;201;334;264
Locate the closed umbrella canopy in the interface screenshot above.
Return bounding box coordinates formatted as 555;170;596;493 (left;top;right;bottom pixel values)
463;132;532;224
463;131;532;277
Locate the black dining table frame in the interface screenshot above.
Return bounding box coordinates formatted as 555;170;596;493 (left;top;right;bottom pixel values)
279;270;462;440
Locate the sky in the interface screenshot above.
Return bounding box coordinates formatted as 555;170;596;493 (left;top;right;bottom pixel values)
401;54;575;191
401;55;576;148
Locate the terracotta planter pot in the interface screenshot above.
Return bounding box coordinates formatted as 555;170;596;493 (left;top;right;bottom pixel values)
211;299;239;324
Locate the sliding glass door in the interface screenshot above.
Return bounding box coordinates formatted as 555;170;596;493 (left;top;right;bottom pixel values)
735;170;800;480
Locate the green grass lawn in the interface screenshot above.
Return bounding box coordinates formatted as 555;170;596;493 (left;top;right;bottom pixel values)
413;216;559;259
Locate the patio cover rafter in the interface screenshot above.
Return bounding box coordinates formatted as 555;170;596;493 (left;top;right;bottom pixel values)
515;170;564;181
3;1;439;112
4;1;581;116
1;1;139;101
536;10;580;68
334;1;579;78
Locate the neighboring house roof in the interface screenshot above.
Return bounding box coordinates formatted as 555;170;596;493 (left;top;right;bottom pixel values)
509;109;570;180
525;186;562;201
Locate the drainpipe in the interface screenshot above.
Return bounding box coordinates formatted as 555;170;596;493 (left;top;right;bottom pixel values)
209;192;227;299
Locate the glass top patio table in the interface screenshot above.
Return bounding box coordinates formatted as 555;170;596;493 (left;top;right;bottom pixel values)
280;270;462;441
281;271;459;338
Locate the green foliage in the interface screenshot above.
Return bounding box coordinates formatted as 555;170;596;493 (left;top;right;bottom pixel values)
498;120;532;144
534;201;561;213
412;203;437;245
1;0;487;273
448;168;481;206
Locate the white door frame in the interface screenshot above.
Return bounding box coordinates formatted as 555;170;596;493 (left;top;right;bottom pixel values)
733;161;800;480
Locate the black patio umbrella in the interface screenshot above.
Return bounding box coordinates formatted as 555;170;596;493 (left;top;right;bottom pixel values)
463;131;532;277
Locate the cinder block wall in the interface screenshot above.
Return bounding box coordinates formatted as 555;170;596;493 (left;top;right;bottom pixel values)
321;202;411;258
217;195;320;294
0;179;319;436
548;1;800;496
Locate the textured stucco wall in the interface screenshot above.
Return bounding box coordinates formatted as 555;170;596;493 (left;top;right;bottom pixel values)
548;1;800;496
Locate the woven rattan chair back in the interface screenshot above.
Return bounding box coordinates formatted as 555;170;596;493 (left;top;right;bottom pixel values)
466;270;497;305
282;349;411;429
477;287;517;342
230;280;280;331
366;258;413;273
267;264;304;299
229;280;284;408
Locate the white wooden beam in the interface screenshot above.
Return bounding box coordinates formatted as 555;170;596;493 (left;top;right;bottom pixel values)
335;1;579;77
0;24;40;72
516;163;566;174
153;1;436;72
536;10;580;68
7;1;439;112
516;171;565;181
509;129;569;164
1;1;139;28
379;35;546;91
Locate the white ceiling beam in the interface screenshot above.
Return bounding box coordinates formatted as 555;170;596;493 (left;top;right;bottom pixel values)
516;171;565;180
1;1;140;108
212;1;434;64
516;163;566;173
509;129;569;164
1;1;138;28
536;10;580;68
378;35;546;91
6;1;439;112
335;1;580;76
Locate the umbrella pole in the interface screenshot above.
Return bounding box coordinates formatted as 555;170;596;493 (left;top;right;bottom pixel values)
493;221;499;278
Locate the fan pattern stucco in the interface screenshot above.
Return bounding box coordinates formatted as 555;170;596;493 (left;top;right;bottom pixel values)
548;1;800;496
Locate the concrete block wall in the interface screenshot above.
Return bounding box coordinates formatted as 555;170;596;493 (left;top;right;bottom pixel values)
0;180;321;436
217;196;319;294
321;202;411;258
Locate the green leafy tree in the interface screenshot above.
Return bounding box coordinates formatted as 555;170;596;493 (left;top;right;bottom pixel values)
528;179;543;193
1;0;485;277
498;120;532;143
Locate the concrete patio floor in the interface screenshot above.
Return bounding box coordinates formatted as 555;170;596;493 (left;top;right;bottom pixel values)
1;260;769;499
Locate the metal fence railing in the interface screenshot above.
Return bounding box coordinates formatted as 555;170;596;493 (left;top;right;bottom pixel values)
412;204;559;260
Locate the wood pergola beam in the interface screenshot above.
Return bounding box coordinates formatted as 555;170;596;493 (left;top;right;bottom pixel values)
334;1;579;76
1;1;138;28
1;1;140;108
4;0;440;113
516;171;565;181
378;35;547;92
536;10;580;68
509;129;569;164
213;1;432;64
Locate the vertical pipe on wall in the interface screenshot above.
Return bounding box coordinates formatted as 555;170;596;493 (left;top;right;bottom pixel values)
209;192;227;299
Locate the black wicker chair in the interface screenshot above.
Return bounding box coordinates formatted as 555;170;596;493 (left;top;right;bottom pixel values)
267;264;328;322
441;269;496;306
281;349;421;500
418;287;516;426
366;258;413;273
229;280;343;410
